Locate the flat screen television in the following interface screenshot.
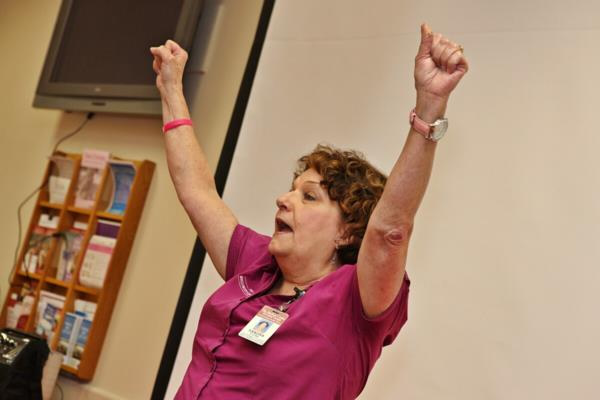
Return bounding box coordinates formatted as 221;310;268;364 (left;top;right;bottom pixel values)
33;0;204;116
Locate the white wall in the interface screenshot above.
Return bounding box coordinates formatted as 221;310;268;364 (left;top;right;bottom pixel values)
170;1;600;399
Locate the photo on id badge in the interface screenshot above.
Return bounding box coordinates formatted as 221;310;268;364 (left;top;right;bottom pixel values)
253;320;271;334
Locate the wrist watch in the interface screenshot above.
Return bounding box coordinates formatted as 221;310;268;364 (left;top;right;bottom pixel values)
409;108;448;142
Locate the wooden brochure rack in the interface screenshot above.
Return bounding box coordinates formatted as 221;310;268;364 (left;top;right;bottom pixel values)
0;152;155;381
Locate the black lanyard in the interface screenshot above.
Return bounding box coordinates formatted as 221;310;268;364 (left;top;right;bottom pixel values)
278;286;307;312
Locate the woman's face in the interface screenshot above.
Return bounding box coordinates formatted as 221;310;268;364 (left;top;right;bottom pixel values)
268;168;345;264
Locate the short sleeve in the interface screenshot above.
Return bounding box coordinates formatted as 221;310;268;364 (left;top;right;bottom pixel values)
225;224;273;281
351;269;410;347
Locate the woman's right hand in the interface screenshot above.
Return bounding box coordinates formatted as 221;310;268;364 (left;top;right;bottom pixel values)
150;40;188;98
151;41;238;281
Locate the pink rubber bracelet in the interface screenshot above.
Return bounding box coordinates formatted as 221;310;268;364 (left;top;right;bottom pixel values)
163;118;193;133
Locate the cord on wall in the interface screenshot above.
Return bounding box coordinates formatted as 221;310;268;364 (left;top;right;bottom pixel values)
6;112;95;297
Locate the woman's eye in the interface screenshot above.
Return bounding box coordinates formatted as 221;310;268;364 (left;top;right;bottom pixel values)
304;193;316;201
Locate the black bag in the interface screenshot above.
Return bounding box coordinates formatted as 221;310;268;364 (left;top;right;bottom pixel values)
0;329;49;400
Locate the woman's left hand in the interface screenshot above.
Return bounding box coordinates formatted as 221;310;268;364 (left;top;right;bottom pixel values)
414;24;468;104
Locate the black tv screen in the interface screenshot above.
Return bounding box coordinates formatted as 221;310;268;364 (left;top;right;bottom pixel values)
34;0;204;115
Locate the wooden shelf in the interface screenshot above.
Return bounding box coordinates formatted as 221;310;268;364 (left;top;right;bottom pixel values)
74;285;100;296
61;365;78;375
17;270;43;280
1;152;155;381
66;206;93;215
95;211;124;222
39;201;64;210
45;276;70;288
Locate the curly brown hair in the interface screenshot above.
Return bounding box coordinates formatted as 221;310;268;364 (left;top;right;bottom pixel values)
295;144;387;265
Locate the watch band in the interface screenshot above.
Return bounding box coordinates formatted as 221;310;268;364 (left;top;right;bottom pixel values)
409;109;432;139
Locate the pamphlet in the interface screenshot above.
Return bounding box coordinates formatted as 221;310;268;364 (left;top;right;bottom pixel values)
58;299;97;368
71;317;93;368
56;229;85;281
48;155;74;204
79;220;120;288
57;312;84;363
35;291;66;342
74;149;110;209
23;226;55;274
106;161;136;215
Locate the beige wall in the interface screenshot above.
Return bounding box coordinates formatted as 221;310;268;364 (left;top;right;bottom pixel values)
0;0;262;398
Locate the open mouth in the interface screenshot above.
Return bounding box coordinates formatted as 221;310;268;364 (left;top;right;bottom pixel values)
275;217;293;233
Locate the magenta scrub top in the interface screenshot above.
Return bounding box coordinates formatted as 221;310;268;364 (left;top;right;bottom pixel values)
175;225;410;399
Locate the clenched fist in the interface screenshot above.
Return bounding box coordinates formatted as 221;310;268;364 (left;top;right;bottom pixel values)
150;40;189;98
414;24;468;102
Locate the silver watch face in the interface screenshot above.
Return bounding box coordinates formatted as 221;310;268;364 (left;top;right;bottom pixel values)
430;118;448;141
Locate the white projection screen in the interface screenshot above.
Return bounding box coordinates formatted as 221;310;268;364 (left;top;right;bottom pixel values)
165;1;600;398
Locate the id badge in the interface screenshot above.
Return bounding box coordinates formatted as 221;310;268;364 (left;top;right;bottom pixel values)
239;305;289;346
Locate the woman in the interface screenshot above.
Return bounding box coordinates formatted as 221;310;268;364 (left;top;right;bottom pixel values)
151;23;468;399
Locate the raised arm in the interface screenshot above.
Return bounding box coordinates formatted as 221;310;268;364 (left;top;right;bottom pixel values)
357;24;469;317
150;40;237;280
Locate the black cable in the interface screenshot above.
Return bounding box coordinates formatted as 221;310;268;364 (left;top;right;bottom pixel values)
54;381;64;400
51;112;95;155
7;112;95;295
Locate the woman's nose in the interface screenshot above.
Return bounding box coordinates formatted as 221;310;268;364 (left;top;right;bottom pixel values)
276;193;290;211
